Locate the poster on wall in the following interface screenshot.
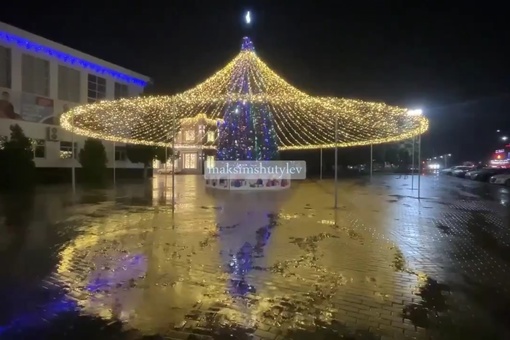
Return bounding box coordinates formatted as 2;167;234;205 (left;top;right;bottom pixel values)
0;89;23;120
20;93;54;124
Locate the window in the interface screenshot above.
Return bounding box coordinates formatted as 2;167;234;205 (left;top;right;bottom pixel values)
87;74;106;103
30;139;46;158
22;54;50;96
207;131;215;142
60;141;78;159
58;65;81;102
0;46;11;88
114;82;129;99
184;130;196;142
0;136;7;149
206;156;215;169
183;153;197;169
115;146;127;161
198;125;205;135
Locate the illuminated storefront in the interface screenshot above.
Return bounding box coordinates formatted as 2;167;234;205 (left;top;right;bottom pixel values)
490;146;510;168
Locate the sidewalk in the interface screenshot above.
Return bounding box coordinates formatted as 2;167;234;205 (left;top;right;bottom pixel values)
309;174;510;338
2;175;510;339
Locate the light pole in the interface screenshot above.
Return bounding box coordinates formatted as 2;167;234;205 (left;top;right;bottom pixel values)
71;111;76;195
496;130;507;145
334;115;338;209
112;142;116;185
164;139;168;173
407;109;423;197
320;147;323;180
370;144;373;181
164;133;169;193
439;153;452;168
171;111;176;214
411;137;415;190
417;135;421;199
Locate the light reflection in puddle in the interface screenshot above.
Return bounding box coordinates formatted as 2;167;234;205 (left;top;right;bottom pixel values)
1;177;450;338
51;187;292;334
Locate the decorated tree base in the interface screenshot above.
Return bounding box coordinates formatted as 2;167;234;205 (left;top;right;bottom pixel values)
205;177;291;191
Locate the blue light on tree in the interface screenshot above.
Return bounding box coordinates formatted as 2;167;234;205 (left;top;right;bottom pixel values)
216;37;279;161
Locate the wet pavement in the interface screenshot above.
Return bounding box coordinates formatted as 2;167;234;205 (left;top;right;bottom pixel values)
1;174;510;339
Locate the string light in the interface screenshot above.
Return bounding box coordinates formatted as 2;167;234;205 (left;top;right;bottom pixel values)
0;30;148;86
180;113;223;127
61;37;428;150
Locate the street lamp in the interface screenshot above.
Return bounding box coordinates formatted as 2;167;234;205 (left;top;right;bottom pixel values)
407;108;423;198
502;136;508;141
444;154;449;168
407;109;423;116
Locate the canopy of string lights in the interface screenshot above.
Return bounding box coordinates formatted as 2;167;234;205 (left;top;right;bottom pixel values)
60;37;428;150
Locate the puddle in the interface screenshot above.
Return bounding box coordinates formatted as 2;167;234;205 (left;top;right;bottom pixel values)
436;224;452;234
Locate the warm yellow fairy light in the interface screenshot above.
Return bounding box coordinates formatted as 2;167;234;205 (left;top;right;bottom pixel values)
60;46;428;149
180;113;223;127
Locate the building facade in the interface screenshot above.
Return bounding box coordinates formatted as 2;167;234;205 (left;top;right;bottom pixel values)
0;21;151;180
153;114;221;175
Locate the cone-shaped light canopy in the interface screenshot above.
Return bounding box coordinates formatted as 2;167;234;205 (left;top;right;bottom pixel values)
61;37;428;150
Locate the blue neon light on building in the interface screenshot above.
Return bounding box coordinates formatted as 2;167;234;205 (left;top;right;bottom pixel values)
0;30;148;87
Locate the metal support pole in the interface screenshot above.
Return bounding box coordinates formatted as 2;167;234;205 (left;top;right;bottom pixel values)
444;156;447;168
320;148;323;180
411;137;415;190
164;133;169;193
334;116;338;209
112;142;116;185
171;112;176;213
71;112;76;194
418;135;422;199
165;144;168;175
370;144;373;181
164;141;168;176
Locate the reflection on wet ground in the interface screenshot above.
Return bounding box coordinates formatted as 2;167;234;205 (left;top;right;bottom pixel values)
1;174;510;339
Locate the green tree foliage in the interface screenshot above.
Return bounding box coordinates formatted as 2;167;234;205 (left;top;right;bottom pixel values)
79;138;107;184
126;144;173;178
0;124;36;191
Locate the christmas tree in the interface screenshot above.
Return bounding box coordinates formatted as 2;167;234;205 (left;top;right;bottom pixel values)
216;37;279;161
250;103;279;160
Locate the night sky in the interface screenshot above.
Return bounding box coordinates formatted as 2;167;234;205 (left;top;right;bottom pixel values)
1;1;509;162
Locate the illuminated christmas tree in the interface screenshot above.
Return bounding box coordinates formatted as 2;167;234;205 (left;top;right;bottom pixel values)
62;37;429;152
216;37;279;161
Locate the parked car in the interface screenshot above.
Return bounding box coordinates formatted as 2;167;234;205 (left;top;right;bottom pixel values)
440;167;454;175
489;173;510;186
451;166;475;178
468;168;510;181
442;165;474;175
465;169;480;179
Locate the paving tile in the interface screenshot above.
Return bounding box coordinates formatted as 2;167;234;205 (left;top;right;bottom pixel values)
1;175;510;339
